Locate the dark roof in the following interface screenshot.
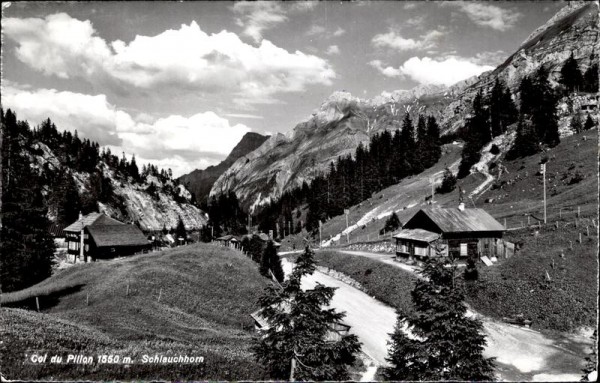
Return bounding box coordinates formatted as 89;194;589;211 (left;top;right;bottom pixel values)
413;207;504;233
87;224;149;248
394;228;439;242
49;223;66;237
64;213;123;232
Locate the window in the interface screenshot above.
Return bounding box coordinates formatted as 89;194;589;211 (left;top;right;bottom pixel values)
68;241;80;251
460;243;468;256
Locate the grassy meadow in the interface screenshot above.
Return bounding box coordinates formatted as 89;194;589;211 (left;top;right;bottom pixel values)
0;243;270;380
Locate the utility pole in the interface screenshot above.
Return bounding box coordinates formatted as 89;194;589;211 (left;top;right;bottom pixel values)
430;178;435;204
541;162;547;224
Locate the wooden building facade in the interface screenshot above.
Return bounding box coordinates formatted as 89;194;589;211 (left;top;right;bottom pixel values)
394;204;509;261
64;212;150;262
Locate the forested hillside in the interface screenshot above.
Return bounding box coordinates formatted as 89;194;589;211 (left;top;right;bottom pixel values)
0;109;206;292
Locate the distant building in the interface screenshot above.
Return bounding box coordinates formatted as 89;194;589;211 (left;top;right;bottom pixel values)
64;212;150;262
394;203;510;261
216;234;240;247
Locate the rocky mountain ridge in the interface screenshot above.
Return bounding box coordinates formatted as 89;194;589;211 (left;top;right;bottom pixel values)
178;132;269;204
210;2;599;211
31;141;207;231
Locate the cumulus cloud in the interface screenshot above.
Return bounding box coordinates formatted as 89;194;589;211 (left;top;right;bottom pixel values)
2;84;251;176
442;2;522;31
333;27;346;37
372;28;443;51
306;25;326;36
2;83;122;145
3;12;335;105
232;1;288;43
326;45;340;55
369;56;493;86
233;1;316;42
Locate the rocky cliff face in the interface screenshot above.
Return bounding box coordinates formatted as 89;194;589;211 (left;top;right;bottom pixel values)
32;142;207;232
210;2;599;210
178;132;269;204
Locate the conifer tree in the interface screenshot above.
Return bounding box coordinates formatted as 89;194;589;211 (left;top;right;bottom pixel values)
583;63;598;93
506;118;539;160
253;246;361;380
1;109;55;292
458;90;487;178
426;115;442;167
571;113;583;134
437;168;457;194
259;240;284;283
560;53;583;93
399;113;415;177
584;114;596;131
533;66;560;147
384;255;495;381
490;79;518;137
380;212;401;235
175;216;187;240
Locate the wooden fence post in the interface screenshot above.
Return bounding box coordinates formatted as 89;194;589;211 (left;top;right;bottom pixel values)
527;216;530;225
556;221;559;229
126;282;130;297
587;226;590;236
579;233;582;243
577;206;581;218
504;218;507;229
158;288;162;302
86;293;89;306
36;296;40;312
569;240;573;250
576;218;578;228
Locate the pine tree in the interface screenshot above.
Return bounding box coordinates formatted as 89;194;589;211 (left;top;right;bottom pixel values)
506;118;539;160
533;66;560;147
384;255;495;381
560;53;583;94
259;240;284;283
399;113;415;177
437;168;457;194
458;90;488;179
571;113;583;134
490;79;517;137
175;216;187;240
253;246;361;380
583;63;598;93
380;212;401;235
128;154;140;182
426;115;442;167
584;114;596;131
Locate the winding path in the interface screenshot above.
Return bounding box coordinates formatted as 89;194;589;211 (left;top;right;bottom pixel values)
283;250;592;381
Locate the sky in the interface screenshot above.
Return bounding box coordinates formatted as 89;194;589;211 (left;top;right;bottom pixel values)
1;1;564;177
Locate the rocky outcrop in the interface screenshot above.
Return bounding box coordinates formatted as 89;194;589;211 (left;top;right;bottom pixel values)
32;142;207;232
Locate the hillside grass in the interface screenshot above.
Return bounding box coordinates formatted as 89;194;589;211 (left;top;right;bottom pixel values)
1;243;270;380
465;220;598;332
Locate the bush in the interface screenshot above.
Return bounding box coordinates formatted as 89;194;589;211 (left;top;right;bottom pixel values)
436;168;457;194
380;212;401;235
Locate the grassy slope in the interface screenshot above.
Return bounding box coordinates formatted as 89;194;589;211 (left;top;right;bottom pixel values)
466;219;598;332
0;243;270;380
298;128;597;247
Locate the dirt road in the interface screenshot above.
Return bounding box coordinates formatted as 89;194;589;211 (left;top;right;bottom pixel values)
281;259;396;366
287;250;592;381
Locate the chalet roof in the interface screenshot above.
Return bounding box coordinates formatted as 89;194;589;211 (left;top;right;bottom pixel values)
415;207;504;233
394;228;439;243
87;224;149;248
64;212;123;232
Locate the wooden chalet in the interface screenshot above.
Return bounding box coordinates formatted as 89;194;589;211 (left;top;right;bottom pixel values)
64;212;150;262
394;203;510;261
